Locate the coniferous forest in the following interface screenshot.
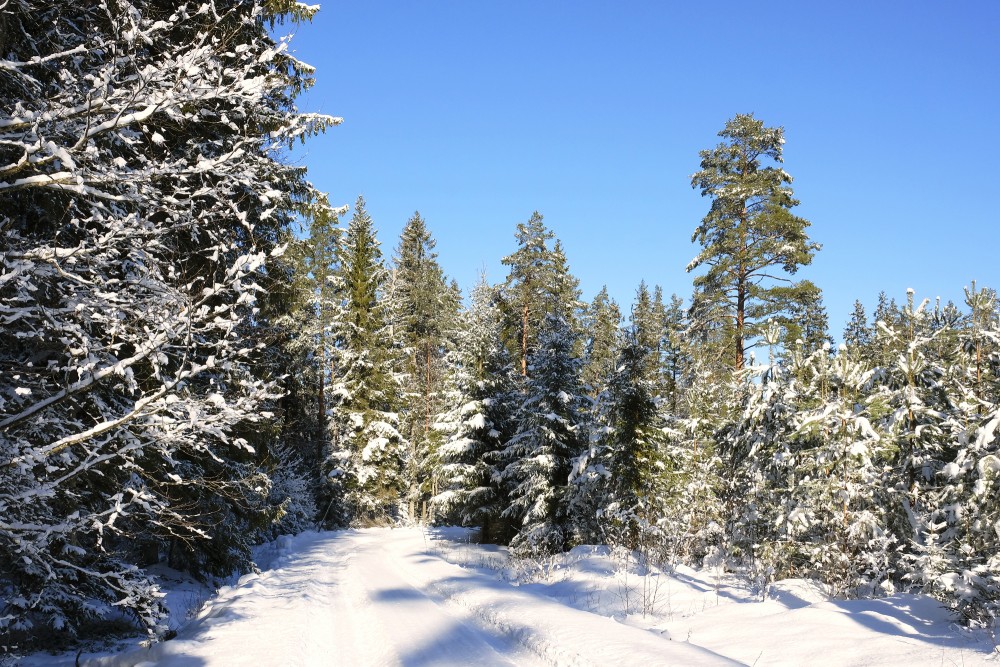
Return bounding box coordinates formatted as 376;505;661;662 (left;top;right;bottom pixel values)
3;0;1000;655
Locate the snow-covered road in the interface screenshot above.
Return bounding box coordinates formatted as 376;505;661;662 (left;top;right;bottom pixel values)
84;529;735;666
56;527;996;666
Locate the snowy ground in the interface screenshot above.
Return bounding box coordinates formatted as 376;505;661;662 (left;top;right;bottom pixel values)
20;527;1000;666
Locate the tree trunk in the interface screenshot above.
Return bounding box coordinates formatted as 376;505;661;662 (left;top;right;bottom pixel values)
318;349;325;464
521;303;529;376
735;206;748;370
735;282;746;370
425;341;431;436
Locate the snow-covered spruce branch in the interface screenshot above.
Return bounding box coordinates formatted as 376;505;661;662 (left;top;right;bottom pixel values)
32;360;203;461
0;331;170;434
0;6;337;195
0;242;271;441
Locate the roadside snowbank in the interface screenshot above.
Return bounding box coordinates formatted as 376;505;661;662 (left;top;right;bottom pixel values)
427;528;998;665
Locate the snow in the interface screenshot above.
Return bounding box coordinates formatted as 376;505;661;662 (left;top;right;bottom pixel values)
21;528;999;666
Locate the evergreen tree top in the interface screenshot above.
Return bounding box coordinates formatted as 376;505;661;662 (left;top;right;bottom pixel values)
691;113;795;211
394;211;437;265
502;211;555;276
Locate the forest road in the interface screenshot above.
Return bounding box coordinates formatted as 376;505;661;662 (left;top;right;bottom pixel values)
88;528;738;667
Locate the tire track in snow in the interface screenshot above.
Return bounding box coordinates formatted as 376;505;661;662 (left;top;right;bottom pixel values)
86;530;535;666
344;530;529;666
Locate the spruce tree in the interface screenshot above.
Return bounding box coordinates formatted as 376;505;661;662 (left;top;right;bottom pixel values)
550;240;585;336
780;287;833;355
843;300;873;361
594;329;668;551
582;287;623;396
326;197;406;526
389;212;460;521
689;113;821;369
501;314;589;556
435;280;520;544
0;0;333;645
630;281;666;385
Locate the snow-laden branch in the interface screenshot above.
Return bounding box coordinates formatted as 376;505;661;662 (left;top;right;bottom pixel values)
0;331;170;434
0;44;88;72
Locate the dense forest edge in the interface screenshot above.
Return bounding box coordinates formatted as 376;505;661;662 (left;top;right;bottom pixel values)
2;0;999;657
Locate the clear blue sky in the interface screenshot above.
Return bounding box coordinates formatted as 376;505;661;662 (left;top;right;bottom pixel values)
285;1;999;337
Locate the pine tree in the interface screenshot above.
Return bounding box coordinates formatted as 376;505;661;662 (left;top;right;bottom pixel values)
272;196;345;527
660;293;690;416
946;282;1000;624
717;355;800;587
860;290;957;603
500;212;582;376
689;113;821;370
325;197;406;526
961;282;1000;411
879;285;1000;624
870;291;904;368
660;359;727;564
774;347;894;596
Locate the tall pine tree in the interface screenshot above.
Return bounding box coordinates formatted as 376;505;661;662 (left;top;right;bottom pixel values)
274;196;345;525
500;212;582;376
689;113;821;370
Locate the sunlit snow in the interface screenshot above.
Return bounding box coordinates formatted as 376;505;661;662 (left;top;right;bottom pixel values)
22;528;998;667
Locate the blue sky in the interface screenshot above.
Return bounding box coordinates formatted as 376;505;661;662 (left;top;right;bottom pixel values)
286;1;999;337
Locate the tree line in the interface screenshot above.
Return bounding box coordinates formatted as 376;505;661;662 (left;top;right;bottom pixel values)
232;111;1000;632
2;0;999;655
